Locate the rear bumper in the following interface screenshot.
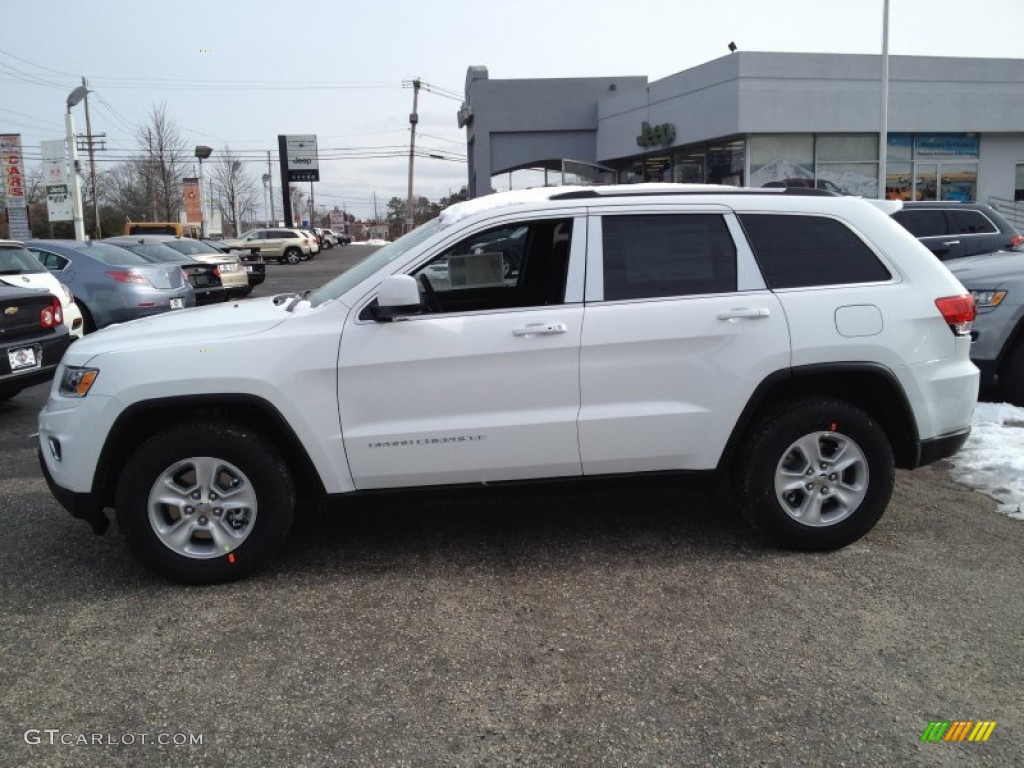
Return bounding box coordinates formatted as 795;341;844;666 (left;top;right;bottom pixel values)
0;331;73;395
913;427;971;468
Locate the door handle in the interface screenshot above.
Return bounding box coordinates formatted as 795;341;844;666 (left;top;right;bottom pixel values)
717;308;770;321
513;323;568;336
941;240;961;247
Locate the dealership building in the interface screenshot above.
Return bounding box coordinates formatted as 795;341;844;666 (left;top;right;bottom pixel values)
458;52;1024;214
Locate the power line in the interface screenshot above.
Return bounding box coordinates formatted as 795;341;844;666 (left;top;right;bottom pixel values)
0;47;78;78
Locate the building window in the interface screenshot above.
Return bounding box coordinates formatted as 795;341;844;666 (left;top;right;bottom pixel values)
816;134;878;198
706;139;745;186
1014;163;1024;202
749;134;877;196
749;134;815;188
886;133;979;201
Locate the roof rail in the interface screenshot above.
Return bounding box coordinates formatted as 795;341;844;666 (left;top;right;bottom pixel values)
549;186;840;201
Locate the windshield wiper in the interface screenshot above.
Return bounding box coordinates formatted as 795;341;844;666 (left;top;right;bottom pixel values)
285;289;313;311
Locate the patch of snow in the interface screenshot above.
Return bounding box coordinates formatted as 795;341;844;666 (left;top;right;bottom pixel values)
949;401;1024;520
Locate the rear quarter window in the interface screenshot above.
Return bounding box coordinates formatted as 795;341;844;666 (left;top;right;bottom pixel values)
948;209;998;235
739;214;891;289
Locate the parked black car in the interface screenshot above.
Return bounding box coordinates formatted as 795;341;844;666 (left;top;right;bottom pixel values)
202;240;266;291
0;283;73;400
892;202;1024;261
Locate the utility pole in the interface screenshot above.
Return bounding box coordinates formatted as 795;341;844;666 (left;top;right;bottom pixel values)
80;77;103;237
406;78;421;234
266;150;275;226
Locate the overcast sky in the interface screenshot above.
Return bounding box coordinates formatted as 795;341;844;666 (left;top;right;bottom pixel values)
2;0;1022;220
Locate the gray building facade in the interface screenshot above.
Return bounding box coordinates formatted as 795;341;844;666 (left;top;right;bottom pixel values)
460;53;1024;211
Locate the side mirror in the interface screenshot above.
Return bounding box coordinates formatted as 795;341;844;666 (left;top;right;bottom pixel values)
371;274;422;321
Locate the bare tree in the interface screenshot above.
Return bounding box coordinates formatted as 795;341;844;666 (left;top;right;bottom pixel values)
136;104;187;221
209;146;260;236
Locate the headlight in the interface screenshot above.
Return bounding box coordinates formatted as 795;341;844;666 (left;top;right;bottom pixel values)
59;366;100;397
969;289;1006;308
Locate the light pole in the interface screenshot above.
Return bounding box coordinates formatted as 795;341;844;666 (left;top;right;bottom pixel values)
195;145;212;237
231;160;242;236
65;85;88;241
261;173;270;227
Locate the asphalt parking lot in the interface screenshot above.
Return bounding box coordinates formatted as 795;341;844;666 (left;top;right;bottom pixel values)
1;244;1021;767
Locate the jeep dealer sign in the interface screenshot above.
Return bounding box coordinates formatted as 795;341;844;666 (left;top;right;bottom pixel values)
279;134;319;182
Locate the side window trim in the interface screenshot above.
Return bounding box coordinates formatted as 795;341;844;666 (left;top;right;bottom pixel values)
724;213;767;292
28;247;67;271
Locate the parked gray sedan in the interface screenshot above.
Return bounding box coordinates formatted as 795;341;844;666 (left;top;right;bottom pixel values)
25;240;195;333
948;250;1024;404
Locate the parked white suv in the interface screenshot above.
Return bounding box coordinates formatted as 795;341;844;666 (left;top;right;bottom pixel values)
38;184;979;583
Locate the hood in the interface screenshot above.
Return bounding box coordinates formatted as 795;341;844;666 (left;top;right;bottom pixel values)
947;251;1024;286
66;296;290;363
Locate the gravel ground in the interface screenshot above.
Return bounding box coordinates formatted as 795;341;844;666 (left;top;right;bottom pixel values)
1;245;1019;767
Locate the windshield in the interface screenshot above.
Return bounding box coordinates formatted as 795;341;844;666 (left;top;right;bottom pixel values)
0;245;47;275
309;218;443;306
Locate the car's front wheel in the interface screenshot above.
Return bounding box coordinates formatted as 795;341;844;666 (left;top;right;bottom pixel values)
999;340;1024;406
115;421;295;583
735;397;894;550
284;247;302;265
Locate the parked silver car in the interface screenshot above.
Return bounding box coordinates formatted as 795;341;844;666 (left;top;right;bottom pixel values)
25;240;195;333
948;250;1024;404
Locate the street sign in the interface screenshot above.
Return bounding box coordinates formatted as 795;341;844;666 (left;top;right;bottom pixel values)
1;134;31;238
41;140;73;222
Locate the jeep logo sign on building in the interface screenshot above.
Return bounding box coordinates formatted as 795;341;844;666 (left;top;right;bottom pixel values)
636;122;676;148
279;134;320;182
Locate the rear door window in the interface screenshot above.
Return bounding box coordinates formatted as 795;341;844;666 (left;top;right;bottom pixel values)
601;214;737;300
891;209;948;237
739;214;891;289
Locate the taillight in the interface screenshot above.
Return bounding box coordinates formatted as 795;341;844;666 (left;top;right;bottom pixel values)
935;294;976;336
1011;234;1024;248
213;266;221;277
106;269;152;286
40;297;63;329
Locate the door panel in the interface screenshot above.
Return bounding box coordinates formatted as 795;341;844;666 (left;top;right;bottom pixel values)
578;293;789;473
339;308;584;488
578;210;790;473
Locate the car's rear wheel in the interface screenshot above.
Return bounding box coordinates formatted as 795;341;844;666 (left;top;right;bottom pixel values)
115;421;295;584
735;397;894;550
77;302;97;334
999;340;1024;406
284;247;302;265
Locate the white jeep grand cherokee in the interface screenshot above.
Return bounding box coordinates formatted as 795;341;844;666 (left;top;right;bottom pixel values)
38;184;979;583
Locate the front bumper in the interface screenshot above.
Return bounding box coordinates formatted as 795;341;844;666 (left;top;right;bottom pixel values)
38;449;110;534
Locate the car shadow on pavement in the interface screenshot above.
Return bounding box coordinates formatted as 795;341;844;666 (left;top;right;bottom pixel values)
277;476;772;578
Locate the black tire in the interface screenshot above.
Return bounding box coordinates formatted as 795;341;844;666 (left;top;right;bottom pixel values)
77;302;97;334
999;340;1024;406
735;397;894;551
284;247;302;265
115;421;295;584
